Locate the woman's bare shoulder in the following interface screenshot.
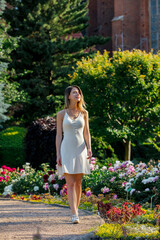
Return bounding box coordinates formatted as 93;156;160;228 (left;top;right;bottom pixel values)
81;109;88;117
57;109;66;118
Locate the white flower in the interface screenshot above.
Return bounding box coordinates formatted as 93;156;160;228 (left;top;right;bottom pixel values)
158;163;160;168
34;186;39;191
136;172;143;178
141;169;146;174
152;168;159;174
95;165;99;170
142;179;148;184
148;177;154;183
119;173;125;178
101;166;107;171
130;189;135;195
135;167;141;172
25;162;30;166
48;174;55;182
129;178;134;182
126;160;134;166
20;172;26;178
53;184;59;191
3;184;13;196
114;161;121;168
145;188;150;192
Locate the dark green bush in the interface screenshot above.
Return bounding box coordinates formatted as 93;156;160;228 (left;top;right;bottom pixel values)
0;126;27;168
24;116;57;170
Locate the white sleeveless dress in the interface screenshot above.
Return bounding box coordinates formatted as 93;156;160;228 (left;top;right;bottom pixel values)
56;110;91;177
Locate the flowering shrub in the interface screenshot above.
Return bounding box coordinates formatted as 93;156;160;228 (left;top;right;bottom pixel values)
98;201;145;224
1;159;160;206
83;159;160;205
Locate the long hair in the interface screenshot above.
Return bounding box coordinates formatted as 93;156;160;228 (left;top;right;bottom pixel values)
64;85;87;112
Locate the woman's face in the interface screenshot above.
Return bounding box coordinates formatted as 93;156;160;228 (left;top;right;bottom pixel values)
68;87;81;102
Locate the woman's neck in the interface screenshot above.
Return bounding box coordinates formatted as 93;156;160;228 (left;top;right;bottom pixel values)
68;103;78;110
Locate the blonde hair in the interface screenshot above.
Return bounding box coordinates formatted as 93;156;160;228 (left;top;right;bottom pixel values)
64;85;87;112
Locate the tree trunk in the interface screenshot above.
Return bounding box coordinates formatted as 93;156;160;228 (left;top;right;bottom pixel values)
124;139;131;161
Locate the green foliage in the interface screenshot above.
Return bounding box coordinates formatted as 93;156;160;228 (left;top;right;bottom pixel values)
3;0;109;124
133;209;157;225
0;126;27;167
91;135;119;164
72;50;160;160
0;83;11;129
95;223;160;240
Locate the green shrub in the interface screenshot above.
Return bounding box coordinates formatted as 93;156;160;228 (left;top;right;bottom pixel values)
95;223;160;239
24;116;56;170
0;126;27;168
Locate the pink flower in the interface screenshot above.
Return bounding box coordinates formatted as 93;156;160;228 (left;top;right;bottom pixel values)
90;164;95;171
113;194;117;199
126;166;135;174
5;176;9;182
122;182;127;187
85;190;92;197
1;165;7;169
12;168;16;171
110;177;116;182
0;176;3;182
108;163;112;166
101;187;109;193
108;167;114;172
6;167;12;172
1;171;5;175
44;183;49;190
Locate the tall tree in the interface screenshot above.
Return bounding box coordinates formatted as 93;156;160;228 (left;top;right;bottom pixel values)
71;50;160;161
3;0;109;124
0;83;11;129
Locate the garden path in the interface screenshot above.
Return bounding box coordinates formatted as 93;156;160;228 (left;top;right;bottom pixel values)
0;198;104;240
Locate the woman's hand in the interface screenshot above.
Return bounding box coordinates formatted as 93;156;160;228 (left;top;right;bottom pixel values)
87;149;92;159
56;155;62;166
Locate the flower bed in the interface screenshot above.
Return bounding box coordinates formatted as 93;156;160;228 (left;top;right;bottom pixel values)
0;158;160;239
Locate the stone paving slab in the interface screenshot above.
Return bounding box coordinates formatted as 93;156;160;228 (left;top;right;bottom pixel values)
0;198;104;240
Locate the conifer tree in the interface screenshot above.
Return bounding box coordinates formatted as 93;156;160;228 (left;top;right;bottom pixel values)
0;83;10;129
3;0;109;124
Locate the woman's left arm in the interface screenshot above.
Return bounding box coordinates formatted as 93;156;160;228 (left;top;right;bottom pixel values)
83;110;92;159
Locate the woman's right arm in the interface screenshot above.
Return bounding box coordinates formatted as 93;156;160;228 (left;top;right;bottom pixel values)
56;111;63;166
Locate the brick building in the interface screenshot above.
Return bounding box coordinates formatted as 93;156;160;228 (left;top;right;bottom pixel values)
88;0;160;53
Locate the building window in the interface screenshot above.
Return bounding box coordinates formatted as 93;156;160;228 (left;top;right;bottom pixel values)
150;0;160;52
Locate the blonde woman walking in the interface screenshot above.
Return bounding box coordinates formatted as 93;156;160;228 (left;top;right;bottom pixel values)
56;85;92;224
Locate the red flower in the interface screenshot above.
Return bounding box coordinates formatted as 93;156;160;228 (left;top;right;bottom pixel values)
51;179;56;184
48;170;54;175
108;163;112;166
1;165;7;169
1;171;5;175
12;168;16;171
43;174;49;182
5;176;9;182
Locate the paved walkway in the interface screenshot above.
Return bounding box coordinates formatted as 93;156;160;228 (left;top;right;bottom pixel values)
0;198;104;240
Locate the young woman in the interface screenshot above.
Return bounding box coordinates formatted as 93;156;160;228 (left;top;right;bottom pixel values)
56;85;92;224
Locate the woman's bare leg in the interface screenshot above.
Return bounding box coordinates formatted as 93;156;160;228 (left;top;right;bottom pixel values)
64;173;77;215
74;174;83;212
